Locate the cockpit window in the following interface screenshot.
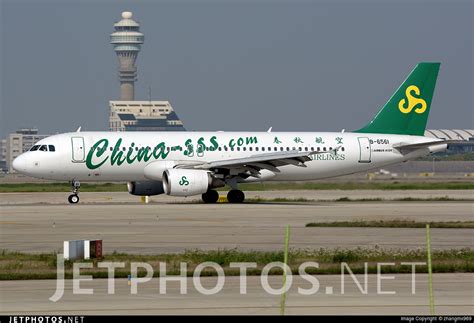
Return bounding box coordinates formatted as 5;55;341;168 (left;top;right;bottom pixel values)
30;144;55;152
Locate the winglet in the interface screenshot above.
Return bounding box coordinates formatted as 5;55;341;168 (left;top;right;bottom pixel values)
267;127;272;133
76;126;82;132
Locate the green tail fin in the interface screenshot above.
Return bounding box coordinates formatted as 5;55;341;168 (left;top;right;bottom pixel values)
355;62;440;136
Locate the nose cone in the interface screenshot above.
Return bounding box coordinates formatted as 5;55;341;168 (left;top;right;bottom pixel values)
12;154;27;173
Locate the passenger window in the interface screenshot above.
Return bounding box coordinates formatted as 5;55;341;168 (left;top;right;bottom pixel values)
218;147;222;151
305;147;308;151
341;147;345;152
243;147;246;151
237;147;240;151
39;145;47;152
323;147;327;151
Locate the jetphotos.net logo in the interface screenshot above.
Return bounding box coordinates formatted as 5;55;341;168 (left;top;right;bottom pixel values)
49;254;427;302
8;317;84;323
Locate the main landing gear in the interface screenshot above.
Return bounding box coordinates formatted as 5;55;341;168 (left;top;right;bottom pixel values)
227;189;245;203
201;189;245;203
68;180;80;204
202;189;219;203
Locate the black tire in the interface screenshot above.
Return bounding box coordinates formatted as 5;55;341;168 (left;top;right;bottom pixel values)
68;194;79;204
202;190;219;203
227;189;245;203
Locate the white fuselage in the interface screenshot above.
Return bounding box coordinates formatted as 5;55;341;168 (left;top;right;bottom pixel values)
12;131;445;182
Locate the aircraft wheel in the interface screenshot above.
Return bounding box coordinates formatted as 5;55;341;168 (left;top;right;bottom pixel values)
227;189;245;203
68;194;79;204
202;190;219;203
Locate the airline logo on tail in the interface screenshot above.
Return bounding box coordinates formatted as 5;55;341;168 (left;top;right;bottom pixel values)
398;85;427;114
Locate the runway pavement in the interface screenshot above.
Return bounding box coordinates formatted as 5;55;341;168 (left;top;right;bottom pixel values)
0;191;473;253
1;190;473;205
1;274;472;314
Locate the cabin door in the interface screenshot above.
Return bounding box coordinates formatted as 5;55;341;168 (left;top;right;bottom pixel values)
71;137;85;162
357;137;371;163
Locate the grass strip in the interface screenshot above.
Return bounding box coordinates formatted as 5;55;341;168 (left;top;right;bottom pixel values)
1;248;472;280
305;220;474;229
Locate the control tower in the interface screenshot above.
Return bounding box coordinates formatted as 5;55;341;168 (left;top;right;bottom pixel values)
110;11;144;101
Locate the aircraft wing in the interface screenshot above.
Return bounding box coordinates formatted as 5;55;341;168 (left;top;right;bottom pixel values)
177;147;341;174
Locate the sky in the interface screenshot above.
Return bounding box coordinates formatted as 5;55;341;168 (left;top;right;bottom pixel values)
0;0;472;137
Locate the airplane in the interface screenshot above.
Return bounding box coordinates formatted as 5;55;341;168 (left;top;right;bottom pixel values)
12;62;453;204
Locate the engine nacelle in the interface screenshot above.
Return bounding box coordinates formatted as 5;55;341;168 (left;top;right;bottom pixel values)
162;169;211;197
127;181;165;196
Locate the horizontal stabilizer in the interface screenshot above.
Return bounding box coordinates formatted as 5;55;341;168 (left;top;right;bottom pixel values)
393;140;458;151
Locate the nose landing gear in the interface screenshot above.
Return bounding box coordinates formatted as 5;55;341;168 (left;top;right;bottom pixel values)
68;180;80;204
68;194;79;204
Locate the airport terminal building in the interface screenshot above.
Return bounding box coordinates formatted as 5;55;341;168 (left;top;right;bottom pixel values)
109;101;185;132
425;129;474;153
